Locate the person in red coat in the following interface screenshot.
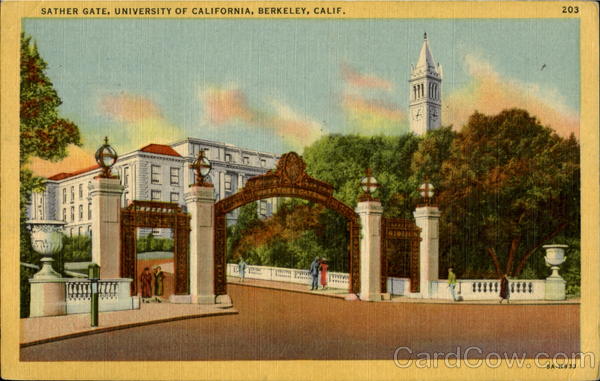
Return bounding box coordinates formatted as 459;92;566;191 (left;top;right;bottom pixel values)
140;267;153;302
319;259;329;290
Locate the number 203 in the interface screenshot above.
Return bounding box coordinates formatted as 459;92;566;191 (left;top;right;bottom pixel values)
562;6;579;13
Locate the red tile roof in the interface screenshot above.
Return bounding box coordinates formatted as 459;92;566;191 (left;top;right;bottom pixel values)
47;144;181;181
47;164;101;181
139;144;181;157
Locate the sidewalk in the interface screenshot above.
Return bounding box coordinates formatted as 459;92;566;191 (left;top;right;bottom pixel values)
21;301;237;347
227;277;580;305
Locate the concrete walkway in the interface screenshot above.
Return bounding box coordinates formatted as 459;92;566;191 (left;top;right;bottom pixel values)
20;301;237;347
228;276;580;305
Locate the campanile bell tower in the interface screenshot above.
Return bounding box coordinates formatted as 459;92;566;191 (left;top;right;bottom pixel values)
409;33;443;135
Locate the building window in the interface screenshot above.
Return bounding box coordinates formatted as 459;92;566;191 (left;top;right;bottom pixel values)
88;203;92;220
259;200;268;216
225;175;232;191
123;191;129;207
70;186;75;202
151;190;161;201
170;167;180;185
123;167;130;187
79;184;83;199
62;189;67;203
225;153;232;162
170;192;179;203
87;225;92;236
243;156;250;165
260;159;267;168
151;165;161;184
70;206;75;222
62;208;66;222
79;205;83;220
78;226;82;236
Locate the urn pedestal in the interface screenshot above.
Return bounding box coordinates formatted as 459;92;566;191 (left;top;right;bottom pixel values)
26;220;67;317
543;244;568;301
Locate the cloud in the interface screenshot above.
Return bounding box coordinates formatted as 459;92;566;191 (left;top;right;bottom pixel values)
199;86;323;150
28;145;96;178
445;54;579;138
341;63;394;91
97;92;184;153
200;86;256;125
341;94;408;135
339;63;407;135
100;93;163;123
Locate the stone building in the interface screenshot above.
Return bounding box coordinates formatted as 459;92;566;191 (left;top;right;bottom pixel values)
28;137;279;238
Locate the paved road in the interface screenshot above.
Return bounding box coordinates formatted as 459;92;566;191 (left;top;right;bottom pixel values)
21;284;579;361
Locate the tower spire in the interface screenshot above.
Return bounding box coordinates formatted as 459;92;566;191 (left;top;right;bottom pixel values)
409;33;442;136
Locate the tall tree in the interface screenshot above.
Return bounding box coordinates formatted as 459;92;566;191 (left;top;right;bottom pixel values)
439;109;579;277
20;33;82;317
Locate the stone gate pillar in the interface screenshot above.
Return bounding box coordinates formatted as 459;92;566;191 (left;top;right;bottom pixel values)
413;205;441;298
185;185;217;304
356;199;383;301
89;177;124;278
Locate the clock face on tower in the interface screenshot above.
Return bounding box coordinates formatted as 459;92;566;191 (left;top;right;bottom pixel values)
430;107;439;121
412;106;425;121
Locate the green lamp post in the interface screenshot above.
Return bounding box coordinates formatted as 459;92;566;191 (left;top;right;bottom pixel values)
88;263;100;327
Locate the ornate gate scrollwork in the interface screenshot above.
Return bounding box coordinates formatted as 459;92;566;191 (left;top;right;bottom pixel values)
381;217;421;293
214;152;361;295
120;201;191;296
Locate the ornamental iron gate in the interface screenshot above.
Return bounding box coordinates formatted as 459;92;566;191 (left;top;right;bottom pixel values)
120;201;191;296
381;217;421;293
214;152;361;296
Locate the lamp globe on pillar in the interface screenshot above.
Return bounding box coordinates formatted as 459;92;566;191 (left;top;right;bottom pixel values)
359;168;379;201
418;178;435;206
190;149;213;187
94;136;118;178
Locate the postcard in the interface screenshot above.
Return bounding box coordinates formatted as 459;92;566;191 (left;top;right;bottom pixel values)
1;1;598;380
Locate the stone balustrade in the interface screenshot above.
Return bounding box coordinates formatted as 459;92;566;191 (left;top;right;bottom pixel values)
430;279;546;300
228;264;550;300
64;278;139;314
227;263;349;289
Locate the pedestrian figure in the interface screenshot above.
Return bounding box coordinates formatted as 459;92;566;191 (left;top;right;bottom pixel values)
153;266;164;302
448;267;458;301
319;258;329;289
238;257;247;282
140;267;153;303
309;256;320;290
499;274;510;304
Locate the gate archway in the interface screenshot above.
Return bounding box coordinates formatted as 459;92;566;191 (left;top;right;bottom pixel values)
120;201;191;296
213;152;360;295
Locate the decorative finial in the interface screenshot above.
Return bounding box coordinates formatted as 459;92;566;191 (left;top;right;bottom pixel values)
104;136;109;144
424;32;428;40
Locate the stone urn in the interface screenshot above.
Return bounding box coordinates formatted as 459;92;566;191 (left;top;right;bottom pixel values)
543;244;568;301
543;244;568;278
27;220;66;280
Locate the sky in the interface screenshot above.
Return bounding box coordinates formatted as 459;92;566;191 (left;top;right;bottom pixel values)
23;18;580;177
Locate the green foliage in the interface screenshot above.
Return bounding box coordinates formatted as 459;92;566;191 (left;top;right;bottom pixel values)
20;33;82;318
226;199;349;272
135;233;174;253
303;134;420;215
61;235;92;263
227;202;263;263
439;109;580;278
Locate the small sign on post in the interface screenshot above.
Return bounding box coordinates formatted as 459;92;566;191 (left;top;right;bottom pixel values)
88;263;100;327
